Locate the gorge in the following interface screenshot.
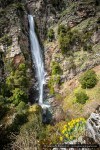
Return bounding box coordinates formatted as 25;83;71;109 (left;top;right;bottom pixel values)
0;0;100;149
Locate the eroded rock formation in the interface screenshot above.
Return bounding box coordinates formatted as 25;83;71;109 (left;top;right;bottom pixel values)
86;105;100;144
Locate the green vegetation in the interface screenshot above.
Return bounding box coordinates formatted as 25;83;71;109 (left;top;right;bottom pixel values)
0;35;12;46
48;61;62;94
16;101;28;113
58;26;81;54
79;70;98;89
59;34;70;54
48;75;60;94
75;90;89;104
0;102;9;120
83;43;92;51
6;63;29;91
47;28;55;41
60;118;86;142
51;61;62;75
10;88;28;106
58;24;67;35
97;17;100;23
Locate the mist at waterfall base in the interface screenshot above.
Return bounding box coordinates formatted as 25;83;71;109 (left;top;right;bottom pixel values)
28;15;50;108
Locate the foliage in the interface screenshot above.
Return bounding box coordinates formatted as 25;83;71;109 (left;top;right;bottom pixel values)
48;75;61;94
10;88;28;106
29;104;42;114
16;101;28;113
10;113;28;132
60;118;86;142
51;0;65;10
6;63;29;91
11;111;43;150
82;31;93;43
58;29;81;54
47;28;55;41
97;17;100;23
79;70;98;89
0;103;9;120
58;24;67;35
75;90;89;104
83;43;92;51
0;35;12;46
51;61;62;75
59;34;70;54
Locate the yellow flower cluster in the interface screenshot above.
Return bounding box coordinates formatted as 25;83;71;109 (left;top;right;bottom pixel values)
60;118;86;142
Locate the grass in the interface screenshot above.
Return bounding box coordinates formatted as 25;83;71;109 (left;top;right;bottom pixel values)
62;66;100;119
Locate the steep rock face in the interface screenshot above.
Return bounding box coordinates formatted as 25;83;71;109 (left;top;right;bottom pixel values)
86;105;100;144
0;0;36;102
44;0;100;95
27;0;65;40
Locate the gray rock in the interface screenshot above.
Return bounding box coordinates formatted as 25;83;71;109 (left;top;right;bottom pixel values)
86;105;100;144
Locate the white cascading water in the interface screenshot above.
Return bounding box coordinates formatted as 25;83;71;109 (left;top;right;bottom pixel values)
28;15;45;105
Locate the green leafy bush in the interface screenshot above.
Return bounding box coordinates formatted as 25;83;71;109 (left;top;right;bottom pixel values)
52;62;62;75
10;113;28;132
58;24;67;35
16;101;28;113
75;91;89;104
0;35;12;46
59;34;70;54
48;75;61;94
0;104;9;120
83;44;92;51
79;70;97;89
11;88;28;106
58;29;81;54
97;17;100;23
6;63;29;91
47;28;55;41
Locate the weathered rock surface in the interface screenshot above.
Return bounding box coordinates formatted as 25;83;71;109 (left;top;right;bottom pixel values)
86;105;100;144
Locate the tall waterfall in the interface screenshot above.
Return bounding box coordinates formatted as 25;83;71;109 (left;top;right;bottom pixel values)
28;15;45;105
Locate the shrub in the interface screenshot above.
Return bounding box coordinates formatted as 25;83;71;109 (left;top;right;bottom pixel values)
6;63;29;91
48;75;61;94
83;44;92;51
11;88;28;106
59;34;70;54
0;35;12;46
29;104;42;114
82;31;93;42
47;28;55;41
52;62;62;75
58;24;67;35
79;70;97;89
75;91;89;104
97;17;100;23
10;113;28;132
0;104;9;120
16;101;28;113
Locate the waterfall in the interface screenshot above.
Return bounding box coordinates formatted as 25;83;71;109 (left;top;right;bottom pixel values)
28;15;45;105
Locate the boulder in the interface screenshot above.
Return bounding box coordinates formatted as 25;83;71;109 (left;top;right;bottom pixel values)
86;105;100;144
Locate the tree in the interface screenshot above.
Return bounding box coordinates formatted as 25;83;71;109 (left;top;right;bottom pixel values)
10;88;28;106
79;70;98;89
47;28;55;41
58;24;67;35
59;34;70;54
